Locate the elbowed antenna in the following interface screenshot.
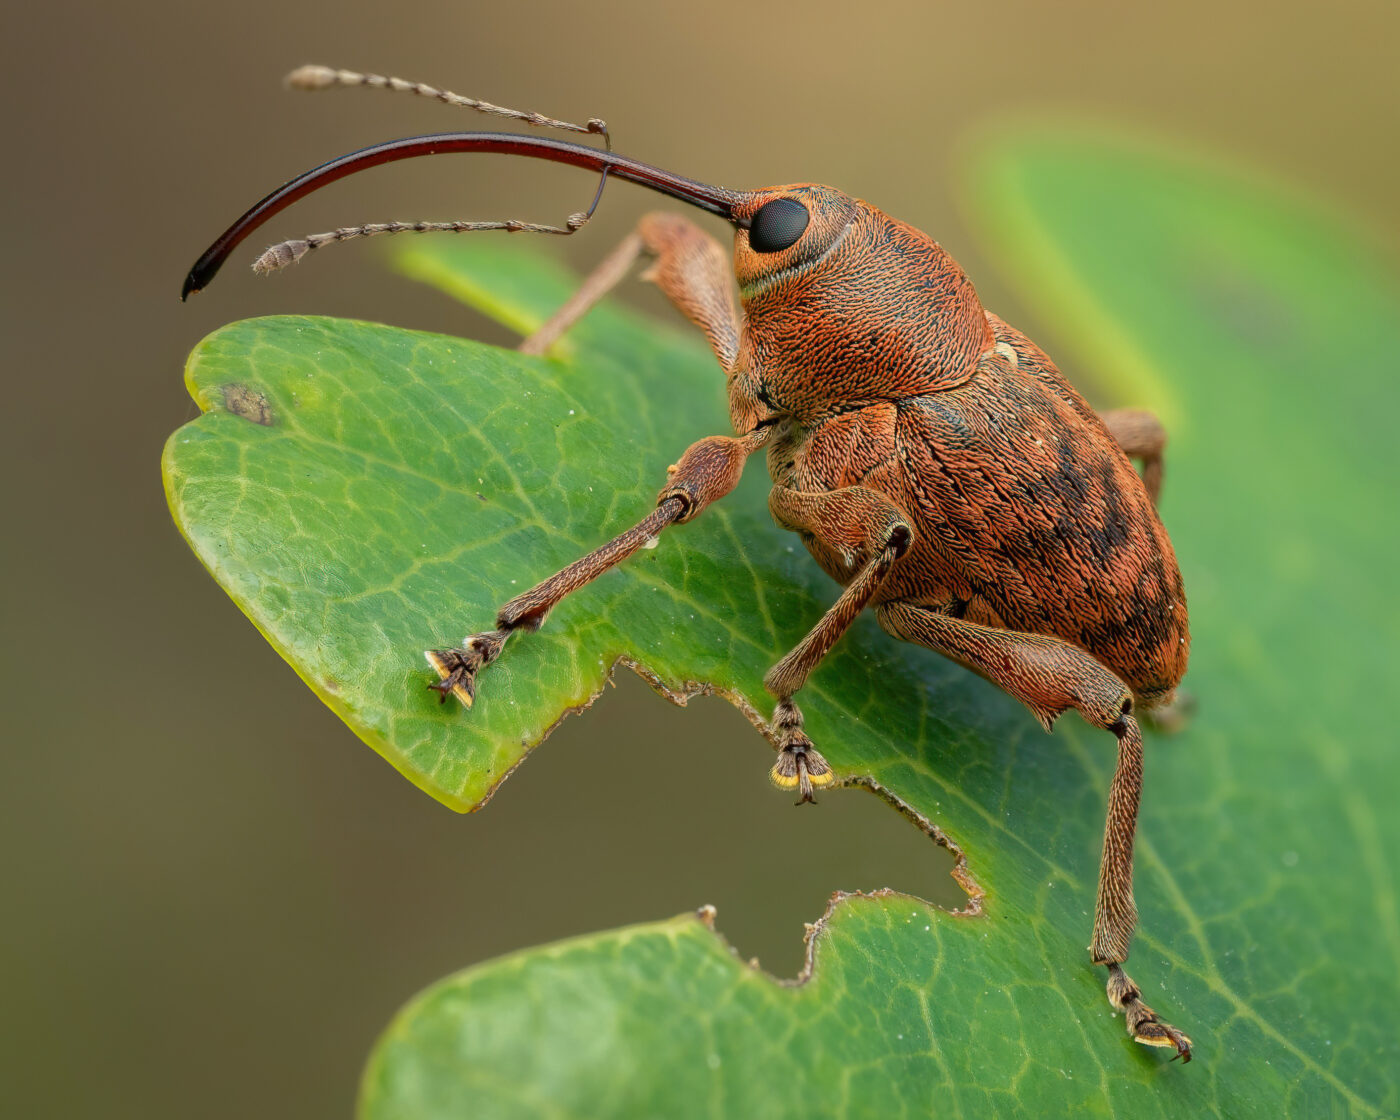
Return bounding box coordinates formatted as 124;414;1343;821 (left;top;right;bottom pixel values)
181;132;750;300
283;65;613;150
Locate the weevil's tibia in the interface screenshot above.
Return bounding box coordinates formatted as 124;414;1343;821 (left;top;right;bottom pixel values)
1092;717;1193;1060
285;65;610;148
427;499;684;707
427;429;771;707
760;486;915;802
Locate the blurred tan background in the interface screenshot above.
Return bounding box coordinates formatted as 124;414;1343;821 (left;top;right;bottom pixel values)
3;1;1395;1116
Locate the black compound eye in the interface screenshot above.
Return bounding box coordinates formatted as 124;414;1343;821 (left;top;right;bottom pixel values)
748;197;810;253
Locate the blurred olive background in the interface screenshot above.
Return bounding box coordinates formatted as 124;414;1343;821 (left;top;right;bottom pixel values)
3;2;1395;1116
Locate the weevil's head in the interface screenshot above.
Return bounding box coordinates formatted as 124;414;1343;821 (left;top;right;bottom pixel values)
730;185;859;298
178;128;986;393
726;183;991;406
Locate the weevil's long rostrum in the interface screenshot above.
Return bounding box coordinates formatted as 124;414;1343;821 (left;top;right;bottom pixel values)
184;66;1195;1062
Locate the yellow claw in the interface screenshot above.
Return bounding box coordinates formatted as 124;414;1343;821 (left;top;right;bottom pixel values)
425;649;474;708
1134;1033;1178;1048
1135;1028;1192;1051
769;754;836;789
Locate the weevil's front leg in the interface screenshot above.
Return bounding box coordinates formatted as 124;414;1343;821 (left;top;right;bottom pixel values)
763;486;914;802
428;426;769;706
521;212;740;367
876;601;1193;1060
1099;408;1167;505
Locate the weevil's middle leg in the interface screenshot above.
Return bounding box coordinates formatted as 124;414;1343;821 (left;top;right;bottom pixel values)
428;426;769;706
520;212;740;367
762;486;914;802
876;601;1192;1060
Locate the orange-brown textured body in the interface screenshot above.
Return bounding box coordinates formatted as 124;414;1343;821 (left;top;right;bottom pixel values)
728;192;1189;709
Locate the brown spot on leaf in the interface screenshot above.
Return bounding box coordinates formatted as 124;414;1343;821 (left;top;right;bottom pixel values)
221;383;275;425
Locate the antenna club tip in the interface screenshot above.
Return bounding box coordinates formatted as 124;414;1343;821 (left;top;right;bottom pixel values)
286;65;338;90
254;240;311;275
180;274;202;301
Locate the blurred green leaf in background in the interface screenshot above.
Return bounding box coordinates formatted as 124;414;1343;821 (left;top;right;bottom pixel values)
163;129;1398;1117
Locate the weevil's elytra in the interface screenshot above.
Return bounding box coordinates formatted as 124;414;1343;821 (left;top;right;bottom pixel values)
183;66;1194;1062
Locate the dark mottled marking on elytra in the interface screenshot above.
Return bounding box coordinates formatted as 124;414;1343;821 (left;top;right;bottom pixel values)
927;395;973;443
221;383;275;425
1096;459;1131;551
1054;434;1088;504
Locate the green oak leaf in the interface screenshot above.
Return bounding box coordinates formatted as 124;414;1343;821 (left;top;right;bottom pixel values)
163;131;1398;1117
164;247;988;812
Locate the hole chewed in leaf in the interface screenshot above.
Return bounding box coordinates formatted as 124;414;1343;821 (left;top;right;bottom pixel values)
540;660;980;974
441;655;972;976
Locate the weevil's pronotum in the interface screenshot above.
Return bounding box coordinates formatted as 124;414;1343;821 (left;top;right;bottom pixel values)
184;67;1194;1061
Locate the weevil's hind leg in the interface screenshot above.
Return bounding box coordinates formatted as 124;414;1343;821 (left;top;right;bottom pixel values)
521;213;740;367
428;427;769;706
876;601;1192;1060
1099;408;1167;506
1091;718;1193;1060
762;486;914;802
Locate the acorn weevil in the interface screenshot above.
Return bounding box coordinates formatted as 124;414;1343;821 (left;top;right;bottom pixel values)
183;66;1194;1061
